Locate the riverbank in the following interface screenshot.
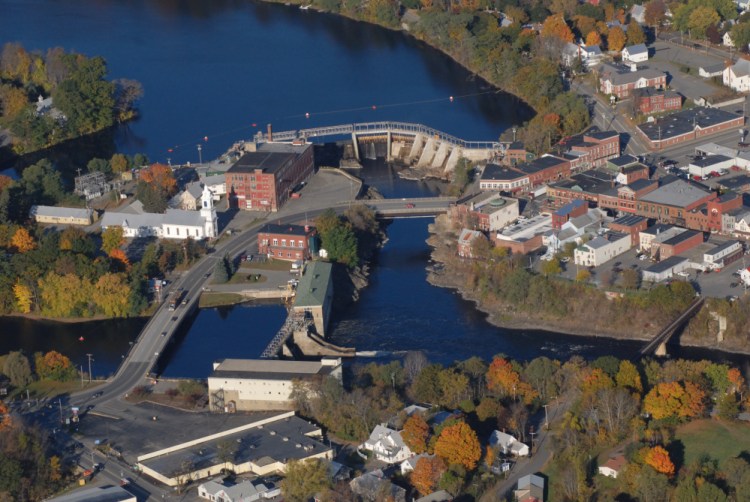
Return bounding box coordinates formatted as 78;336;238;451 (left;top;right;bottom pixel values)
425;215;750;356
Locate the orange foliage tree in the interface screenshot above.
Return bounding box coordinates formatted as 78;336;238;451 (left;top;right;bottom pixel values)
410;456;446;496
581;368;614;395
607;26;627;51
0;401;12;431
0;174;12;194
11;227;36;253
402;414;430;454
643;381;706;420
585;31;602;46
108;248;131;271
728;367;745;393
139;163;177;195
34;351;77;381
644;445;675;476
433;421;482;470
540;14;575;43
486;357;538;404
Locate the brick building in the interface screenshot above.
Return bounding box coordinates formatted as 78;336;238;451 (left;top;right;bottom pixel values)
635;178;716;225
563;130;621;168
636;89;682;115
504;142;535;166
609;214;648;247
548;169;616;208
685;192;743;232
517;155;571;188
598;63;667;99
257;223;317;261
657;230;704;260
479;164;529;192
552;199;588;229
226;143;314;212
637;108;745;150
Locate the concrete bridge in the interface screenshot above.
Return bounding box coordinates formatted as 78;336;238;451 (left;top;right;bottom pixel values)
256;122;510;173
365;197;456;218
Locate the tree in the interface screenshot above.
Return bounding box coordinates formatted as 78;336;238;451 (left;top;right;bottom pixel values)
541;14;575;43
540;258;562;276
627;21;646;45
644;445;675;476
281;459;332;502
644;0;667;28
87;158;111;176
113;78;143;120
11;228;35;253
585;31;602;46
615;360;643;393
323;225;358;267
575;269;591;282
433;421;482;470
101;226;124;255
213;258;229;283
402;414;430;454
411;456;446;496
139;163;176;195
34;351;77;381
607;26;627;51
643;381;706;420
689;7;720;39
3;351;32;387
706;23;722;44
110;153;129;174
0;86;28;120
13;282;33;313
94;273;131;317
730;23;750;52
53;56;115;135
621;268;640;290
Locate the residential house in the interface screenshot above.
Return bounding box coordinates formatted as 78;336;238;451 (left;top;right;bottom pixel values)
257;223;317;262
699;63;726;78
622;44;648;63
582;45;605;67
545;208;609;252
630;4;645;23
349;470;406;502
450;192;520;232
30;206;95;226
573;231;631;267
457;229;486;258
514;474;545;502
599;63;667;99
724;31;736;47
361;425;412;464
197;479;280;502
637;89;682;115
740;266;750;286
598;455;627;478
415;490;453;502
731;209;750;238
724;59;750;93
202;173;227;197
170;181;204;210
489;430;530;457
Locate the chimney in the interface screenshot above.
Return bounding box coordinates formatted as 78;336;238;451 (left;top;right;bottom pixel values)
630;63;637;72
267;123;273;142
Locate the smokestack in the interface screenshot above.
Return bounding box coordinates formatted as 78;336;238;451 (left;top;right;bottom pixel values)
267;123;273;142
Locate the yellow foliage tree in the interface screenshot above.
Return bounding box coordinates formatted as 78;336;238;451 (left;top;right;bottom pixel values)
101;226;124;255
13;282;33;313
38;272;93;317
615;360;643;393
607;26;627;51
540;14;575;43
94;273;131;317
585;31;602;47
11;227;36;253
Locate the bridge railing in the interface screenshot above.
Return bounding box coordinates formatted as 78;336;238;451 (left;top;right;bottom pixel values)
259;122;509;150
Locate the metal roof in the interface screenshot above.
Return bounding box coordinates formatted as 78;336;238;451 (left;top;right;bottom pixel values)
293;260;332;308
638;179;713;208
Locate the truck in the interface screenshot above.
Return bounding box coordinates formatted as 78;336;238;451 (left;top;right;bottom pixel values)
168;298;176;311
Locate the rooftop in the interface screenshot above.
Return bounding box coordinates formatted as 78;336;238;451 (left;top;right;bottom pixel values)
555;199;587;216
638;178;713;208
260;223;314;236
638;108;743;141
608;154;639;168
209;357;339;381
599;63;665;86
517;155;568;174
644;255;688;274
641;223;676;236
707;240;742;256
481;163;527;181
294;260;332;308
550;169;614;195
718;175;750;191
585;231;629;249
627;178;658;192
30;205;93;220
498;213;552;241
690;154;732;168
661;229;701;247
624;43;648;55
611;214;646;227
47;486;135;502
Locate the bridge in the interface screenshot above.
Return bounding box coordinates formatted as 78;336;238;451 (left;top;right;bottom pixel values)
254;121;510;172
640;297;705;357
366;196;456;218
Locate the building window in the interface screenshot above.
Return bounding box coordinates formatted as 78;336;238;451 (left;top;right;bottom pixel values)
273;239;278;246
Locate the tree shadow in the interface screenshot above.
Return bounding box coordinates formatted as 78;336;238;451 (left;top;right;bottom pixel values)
667;439;686;472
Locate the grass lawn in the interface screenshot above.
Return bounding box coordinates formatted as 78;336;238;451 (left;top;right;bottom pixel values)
14;379;103;400
227;272;267;285
674;419;750;467
241;258;293;272
198;292;245;308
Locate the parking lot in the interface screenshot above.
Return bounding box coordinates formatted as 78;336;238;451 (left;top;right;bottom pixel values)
649;41;725;101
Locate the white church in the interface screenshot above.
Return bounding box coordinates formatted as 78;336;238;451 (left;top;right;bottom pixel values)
101;185;218;240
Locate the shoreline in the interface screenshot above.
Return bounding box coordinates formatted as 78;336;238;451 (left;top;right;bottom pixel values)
1;312;148;324
424;219;750;359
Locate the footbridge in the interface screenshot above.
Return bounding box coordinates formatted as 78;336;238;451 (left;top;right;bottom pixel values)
256;122;510;173
640;297;705;357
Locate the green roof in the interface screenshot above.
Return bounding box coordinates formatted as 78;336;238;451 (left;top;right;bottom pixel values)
294;261;332;308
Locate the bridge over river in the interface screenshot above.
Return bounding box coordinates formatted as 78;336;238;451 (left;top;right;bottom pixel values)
249;121;510;172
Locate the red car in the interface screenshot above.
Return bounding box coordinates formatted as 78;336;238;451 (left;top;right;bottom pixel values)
692;175;702;181
405;203;415;208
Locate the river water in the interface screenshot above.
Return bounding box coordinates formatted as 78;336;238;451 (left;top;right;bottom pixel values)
1;0;746;378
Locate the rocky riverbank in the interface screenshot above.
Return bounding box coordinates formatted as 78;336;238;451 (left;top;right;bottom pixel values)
426;215;750;355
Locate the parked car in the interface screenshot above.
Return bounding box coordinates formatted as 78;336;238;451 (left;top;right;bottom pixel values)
693;175;703;181
710;171;720;178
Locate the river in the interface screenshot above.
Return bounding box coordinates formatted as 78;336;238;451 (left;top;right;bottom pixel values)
1;0;747;378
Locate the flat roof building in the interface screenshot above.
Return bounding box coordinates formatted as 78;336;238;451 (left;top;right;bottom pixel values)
635;178;716;226
46;486;136;502
30;205;96;226
637;108;744;149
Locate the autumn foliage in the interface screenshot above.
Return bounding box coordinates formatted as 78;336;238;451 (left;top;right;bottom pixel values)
486;357;538;404
585;31;602;47
139;163;176;195
643;381;706;420
402;414;430;454
34;351;77;381
433;421;482;470
410;456;446;496
11;227;36;253
0;402;12;431
644;445;675;476
541;14;575;43
607;26;627;51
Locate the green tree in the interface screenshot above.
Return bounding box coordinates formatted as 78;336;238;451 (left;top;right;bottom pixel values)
87;158;111;176
730;23;750;52
101;226;124;255
213;258;229;284
3;351;32;387
540;258;562;276
53;56;115;135
688;7;720;39
323;225;358;267
280;459;332;502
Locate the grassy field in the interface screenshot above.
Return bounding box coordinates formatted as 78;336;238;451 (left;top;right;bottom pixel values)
241;258;293;272
198;292;245;308
15;379;104;400
227;272;267;285
674;419;750;466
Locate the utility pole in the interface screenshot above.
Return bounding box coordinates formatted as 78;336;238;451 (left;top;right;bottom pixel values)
86;354;94;383
197;144;203;165
80;365;84;388
543;403;550;430
529;427;537;456
58;399;63;424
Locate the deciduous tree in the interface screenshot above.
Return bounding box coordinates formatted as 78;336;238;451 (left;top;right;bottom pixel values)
94;273;131;317
643;381;706;420
541;14;575;43
644;0;666;27
585;31;602;46
101;226;124;255
11;227;35;253
433;421;482;470
607;26;627;51
411;456;446;496
281;459;332;502
139;163;176;195
615;360;643;393
689;7;720;39
13;282;32;313
402;414;430;454
34;351;77;381
3;351;32;387
644;445;675;476
627;21;646;45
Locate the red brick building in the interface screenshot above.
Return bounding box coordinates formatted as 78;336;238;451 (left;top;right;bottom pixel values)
657;230;704;260
552;200;588;229
635;178;716;226
564;130;621;168
258;223;317;261
685;192;743;232
518;155;571;188
504;142;535;166
613;179;659;213
226;143;314;212
609;214;648;247
636;89;682;115
637;108;745;150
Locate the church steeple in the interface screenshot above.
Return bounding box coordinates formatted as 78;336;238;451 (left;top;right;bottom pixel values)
200;184;218;238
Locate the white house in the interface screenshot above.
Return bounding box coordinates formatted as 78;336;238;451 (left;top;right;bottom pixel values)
699;63;726;78
724;59;750;93
169;181;204;210
488;430;529;457
544;208;608;252
573;231;631;267
197;479;280;502
361;425;413;464
724;31;735;47
101;185;218;240
740;266;750;286
704;240;742;269
622;44;648;63
630;4;645;24
562;43;603;68
598;454;627;478
203;173;227;198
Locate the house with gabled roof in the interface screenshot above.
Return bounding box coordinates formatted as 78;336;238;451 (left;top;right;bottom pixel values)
622;44;648;63
514;474;545;502
724;59;750;92
361;425;412;464
599;454;627;478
